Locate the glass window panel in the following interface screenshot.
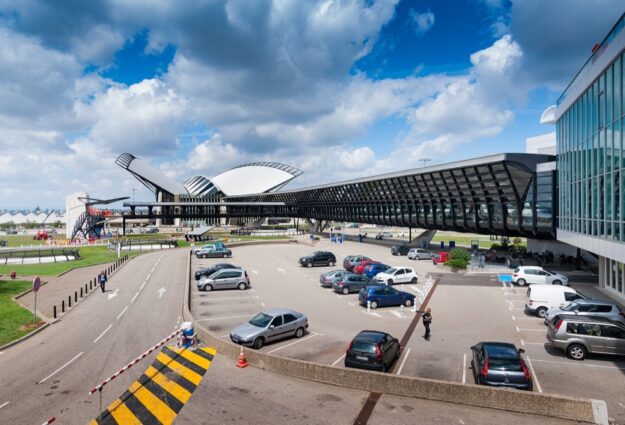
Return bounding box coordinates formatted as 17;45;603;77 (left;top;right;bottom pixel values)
607;64;613;125
615;56;621;119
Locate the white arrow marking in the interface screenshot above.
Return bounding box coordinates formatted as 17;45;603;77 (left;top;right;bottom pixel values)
107;289;119;300
277;268;286;274
157;288;166;298
251;270;258;275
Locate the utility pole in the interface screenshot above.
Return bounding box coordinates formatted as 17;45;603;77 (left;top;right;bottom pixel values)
418;158;431;168
132;188;136;203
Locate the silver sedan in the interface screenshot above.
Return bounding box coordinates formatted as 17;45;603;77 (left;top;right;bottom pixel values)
230;308;309;349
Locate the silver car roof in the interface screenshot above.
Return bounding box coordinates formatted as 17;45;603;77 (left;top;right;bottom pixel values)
261;308;302;316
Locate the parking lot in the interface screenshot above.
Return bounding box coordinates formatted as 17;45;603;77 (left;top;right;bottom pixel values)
190;238;625;423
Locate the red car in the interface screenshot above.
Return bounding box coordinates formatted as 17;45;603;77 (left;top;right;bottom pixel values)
353;259;381;274
432;251;449;265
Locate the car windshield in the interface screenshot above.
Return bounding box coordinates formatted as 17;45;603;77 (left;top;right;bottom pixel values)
488;358;523;372
249;313;273;328
385;268;398;274
561;302;579;311
544;269;556;275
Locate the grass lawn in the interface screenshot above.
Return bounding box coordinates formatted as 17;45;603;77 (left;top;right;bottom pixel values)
0;280;42;345
0;246;143;276
2;235;49;247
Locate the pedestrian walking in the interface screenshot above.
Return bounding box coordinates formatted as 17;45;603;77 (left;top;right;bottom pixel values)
422;307;432;340
99;271;107;293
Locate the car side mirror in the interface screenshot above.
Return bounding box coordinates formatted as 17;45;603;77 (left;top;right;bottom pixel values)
518;348;525;354
269;325;275;329
470;345;476;351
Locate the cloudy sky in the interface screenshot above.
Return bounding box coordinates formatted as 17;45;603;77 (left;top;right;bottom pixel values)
0;0;623;208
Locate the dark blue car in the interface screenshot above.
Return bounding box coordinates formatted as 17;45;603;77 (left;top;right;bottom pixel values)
358;285;415;309
362;263;390;279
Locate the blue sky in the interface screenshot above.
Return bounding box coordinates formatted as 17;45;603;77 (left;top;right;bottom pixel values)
0;0;622;208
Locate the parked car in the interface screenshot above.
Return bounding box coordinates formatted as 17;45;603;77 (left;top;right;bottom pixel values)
344;330;400;372
470;342;532;390
196;246;232;258
319;270;351;288
197;269;250;291
512;266;568;286
193;242;225;255
375;231;393;240
431;251;449;264
408;248;432;260
353;259;381;275
195;263;240;281
333;274;372;295
362;263;390;279
299;251;336;267
374;267;418;285
391;245;411;256
230;308;309;349
525;285;585;318
545;299;625;325
343;255;370;271
358;285;416;309
546;315;625;360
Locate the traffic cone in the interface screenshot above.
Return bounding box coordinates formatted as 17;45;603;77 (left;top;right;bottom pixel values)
236;346;248;368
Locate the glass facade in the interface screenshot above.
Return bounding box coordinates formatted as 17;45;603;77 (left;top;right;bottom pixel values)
557;49;625;241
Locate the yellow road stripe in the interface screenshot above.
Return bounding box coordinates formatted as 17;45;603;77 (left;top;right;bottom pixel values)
108;398;142;425
130;381;177;425
89;420;98;425
173;349;212;370
156;352;203;385
145;365;192;403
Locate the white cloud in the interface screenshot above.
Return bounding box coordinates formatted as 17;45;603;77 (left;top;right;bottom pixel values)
410;9;435;36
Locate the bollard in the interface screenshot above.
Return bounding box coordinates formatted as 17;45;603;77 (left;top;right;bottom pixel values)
54;305;57;319
62;300;65;312
75;291;78;302
90;280;92;290
80;287;83;298
367;300;371;314
400;304;405;318
85;283;87;294
68;295;72;308
412;300;417;313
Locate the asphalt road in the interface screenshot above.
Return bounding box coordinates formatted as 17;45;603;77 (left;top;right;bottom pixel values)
0;249;188;424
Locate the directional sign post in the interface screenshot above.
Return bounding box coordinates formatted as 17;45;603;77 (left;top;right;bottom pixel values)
32;276;41;323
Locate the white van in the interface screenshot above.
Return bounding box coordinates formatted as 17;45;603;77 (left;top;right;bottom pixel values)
525;285;586;318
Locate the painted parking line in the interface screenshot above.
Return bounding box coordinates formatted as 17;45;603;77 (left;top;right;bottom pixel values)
331;354;346;366
529;358;625;370
518;328;545;332
525;355;543;393
38;352;84;384
195;314;252;322
396;348;411;375
266;333;322;354
0;401;8;410
199;296;260;302
462;353;467;384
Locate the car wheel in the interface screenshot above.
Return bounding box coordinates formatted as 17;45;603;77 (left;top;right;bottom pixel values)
253;337;265;350
307;262;312;268
295;327;305;338
517;278;527;287
370;301;378;309
404;298;413;307
387;279;393;285
342;287;350;295
205;284;213;292
567;344;587;360
329;261;335;267
411;277;417;284
553;279;562;285
536;307;548;318
238;282;247;290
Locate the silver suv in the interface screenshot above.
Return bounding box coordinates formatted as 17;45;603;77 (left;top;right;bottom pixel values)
546;315;625;360
197;268;250;291
544;299;625;325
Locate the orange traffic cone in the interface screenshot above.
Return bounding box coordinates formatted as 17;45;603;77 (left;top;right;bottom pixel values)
236;346;248;368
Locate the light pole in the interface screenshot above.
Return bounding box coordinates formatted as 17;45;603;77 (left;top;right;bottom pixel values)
132;188;136;203
418;158;431;168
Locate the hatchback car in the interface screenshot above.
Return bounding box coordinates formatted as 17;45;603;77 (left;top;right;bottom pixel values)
408;248;432;260
299;251;336;267
544;299;625;325
353;259;381;275
470;342;532;390
431;251;450;264
546;315;625;360
194;263;239;281
196;246;232;259
391;245;411;256
375;232;393;240
358;285;415;309
344;330;400;372
197;269;250;291
333;274;372;295
319;270;351;288
192;242;225;255
230;308;308;349
343;255;370;271
374;267;418;285
362;263;390;279
512;266;568;286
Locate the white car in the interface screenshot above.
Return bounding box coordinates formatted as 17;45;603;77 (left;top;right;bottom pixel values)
512;266;568;287
193;243;220;255
374;267;418;285
408;248;432;260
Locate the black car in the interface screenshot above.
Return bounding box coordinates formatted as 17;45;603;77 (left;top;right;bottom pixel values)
195;263;240;280
345;330;400;372
390;245;411;256
299;251;336;268
470;342;532;390
332;274;371;295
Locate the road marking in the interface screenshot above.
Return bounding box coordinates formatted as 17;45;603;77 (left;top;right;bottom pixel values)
529;358;625;370
219;334;230;338
0;351;4;356
518;328;545;332
515;317;540;321
277;268;286;274
251;270;258;275
524;342;545;345
261;302;266;307
331;354;346;366
93;324;113;343
0;401;8;410
107;288;119;300
205;295;260;302
524;355;542;393
520;339;525;346
618;402;625;409
157;287;166;298
348;302;356;307
116;306;129;320
516;326;520;332
511;315;516;321
196;314;252;322
462;353;467;384
38;352;84;384
361;310;383;318
140;281;147;290
131;291;139;303
396;348;411;375
267;333;321;354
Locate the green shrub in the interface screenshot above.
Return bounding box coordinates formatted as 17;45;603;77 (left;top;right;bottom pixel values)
449;248;470;262
490;243;503;251
445;258;469;270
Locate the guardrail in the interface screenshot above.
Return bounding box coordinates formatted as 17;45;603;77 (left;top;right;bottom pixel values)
0;247;80;265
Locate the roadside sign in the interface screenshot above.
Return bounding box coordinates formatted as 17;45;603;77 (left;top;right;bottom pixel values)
33;276;41;293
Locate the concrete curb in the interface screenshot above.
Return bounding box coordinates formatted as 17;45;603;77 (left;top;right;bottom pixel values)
0;322;50;352
181;248;607;424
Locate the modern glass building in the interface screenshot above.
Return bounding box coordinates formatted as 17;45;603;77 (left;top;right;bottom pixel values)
554;13;625;302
